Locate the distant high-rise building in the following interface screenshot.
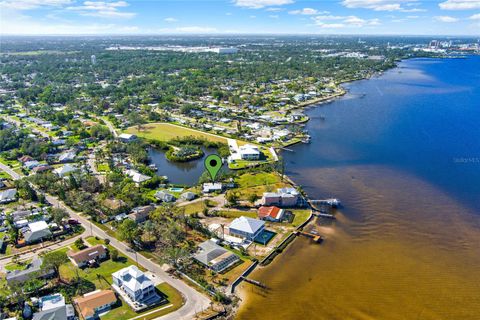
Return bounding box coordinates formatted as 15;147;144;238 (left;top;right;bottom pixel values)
91;55;96;65
429;40;439;48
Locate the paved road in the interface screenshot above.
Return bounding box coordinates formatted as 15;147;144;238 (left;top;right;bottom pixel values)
0;231;87;271
2;115;51;139
0;161;22;180
100;117;118;137
44;194;211;320
1;157;211;319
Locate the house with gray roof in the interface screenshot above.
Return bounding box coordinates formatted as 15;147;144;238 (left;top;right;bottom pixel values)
193;239;239;272
112;265;160;306
228;216;265;241
23;221;52;244
0;189;16;204
6;256;55;284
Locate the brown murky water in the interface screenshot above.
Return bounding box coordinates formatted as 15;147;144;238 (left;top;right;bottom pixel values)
236;166;480;320
236;58;480;320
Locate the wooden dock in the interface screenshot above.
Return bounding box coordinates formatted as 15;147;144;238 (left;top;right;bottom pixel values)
312;211;336;219
241;276;267;289
294;230;324;243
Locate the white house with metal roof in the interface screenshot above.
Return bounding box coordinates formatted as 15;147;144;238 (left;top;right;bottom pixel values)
228;216;265;241
112;265;159;305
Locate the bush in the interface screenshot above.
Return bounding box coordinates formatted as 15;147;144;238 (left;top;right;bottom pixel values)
110;248;119;261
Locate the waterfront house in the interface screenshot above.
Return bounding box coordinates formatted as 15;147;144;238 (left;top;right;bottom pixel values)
125;169;151;184
181;191;196;201
228;216;265;241
193;239;240;273
261;187;301;207
23;221;52;244
118;133;137;143
154;190;175;203
112;265;160;306
258;206;285;222
238;144;261;160
73;290;117;320
202;183;223;194
68;244;108;268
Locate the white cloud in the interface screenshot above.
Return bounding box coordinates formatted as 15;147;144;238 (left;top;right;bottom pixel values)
0;8;138;34
234;0;294;9
289;8;322;15
434;15;459;22
0;0;72;10
265;7;284;11
249;15;256;18
312;14;381;28
439;0;480;10
469;12;480;19
164;17;178;22
66;1;136;19
341;0;423;12
269;14;279;18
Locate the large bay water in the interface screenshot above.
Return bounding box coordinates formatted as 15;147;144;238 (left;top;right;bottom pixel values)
236;57;480;319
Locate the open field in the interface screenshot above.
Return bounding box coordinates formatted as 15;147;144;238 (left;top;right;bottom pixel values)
126;123;228;143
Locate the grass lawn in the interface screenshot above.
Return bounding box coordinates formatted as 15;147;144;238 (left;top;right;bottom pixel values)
126;123;227;143
60;238;141;289
4;259;31;272
97;163;110;172
231;172;290;201
101;283;184;320
236;172;281;188
214;210;257;219
182;199;217;215
290;209;312;227
0;171;11;179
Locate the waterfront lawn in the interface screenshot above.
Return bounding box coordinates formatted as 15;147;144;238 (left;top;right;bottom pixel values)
232;172;289;201
100;283;184;320
236;172;281;188
126;122;227;143
290;209;312;227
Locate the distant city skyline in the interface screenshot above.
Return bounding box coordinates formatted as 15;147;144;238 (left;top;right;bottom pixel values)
1;0;479;36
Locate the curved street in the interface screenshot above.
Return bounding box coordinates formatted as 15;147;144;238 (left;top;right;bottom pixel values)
0;161;211;320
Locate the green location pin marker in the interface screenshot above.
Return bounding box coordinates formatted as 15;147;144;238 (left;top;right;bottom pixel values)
204;154;222;182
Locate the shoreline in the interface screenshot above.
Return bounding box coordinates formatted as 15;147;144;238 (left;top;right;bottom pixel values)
231;66;397;318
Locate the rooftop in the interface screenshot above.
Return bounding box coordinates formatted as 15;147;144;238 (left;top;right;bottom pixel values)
229;216;265;234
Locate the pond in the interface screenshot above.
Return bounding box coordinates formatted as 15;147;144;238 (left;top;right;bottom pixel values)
148;147;225;185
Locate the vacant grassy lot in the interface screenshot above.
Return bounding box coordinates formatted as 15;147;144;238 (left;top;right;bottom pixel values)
290;209;312;227
236;172;281;188
126;123;227;143
232;172;289;201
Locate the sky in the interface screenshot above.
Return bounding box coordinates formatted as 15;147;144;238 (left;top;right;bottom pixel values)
0;0;479;35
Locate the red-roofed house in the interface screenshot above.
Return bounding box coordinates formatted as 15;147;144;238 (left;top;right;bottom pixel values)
258;206;284;222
